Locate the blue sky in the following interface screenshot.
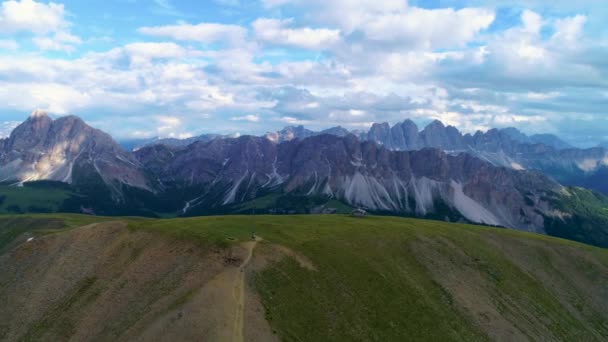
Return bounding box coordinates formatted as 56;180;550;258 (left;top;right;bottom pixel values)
0;0;606;147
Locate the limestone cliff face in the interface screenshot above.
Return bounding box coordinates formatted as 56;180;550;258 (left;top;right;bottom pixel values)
0;111;149;190
260;120;608;195
136;134;563;233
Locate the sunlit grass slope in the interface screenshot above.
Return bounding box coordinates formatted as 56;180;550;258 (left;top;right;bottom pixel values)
127;215;608;341
1;214;607;341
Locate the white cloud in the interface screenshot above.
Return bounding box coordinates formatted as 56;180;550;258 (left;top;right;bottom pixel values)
0;0;82;52
0;38;17;50
361;7;494;50
0;82;91;114
521;10;543;34
32;31;81;52
138;22;246;45
157;115;180;132
0;120;19;138
0;0;66;34
261;0;291;8
525;92;561;100
253;18;340;49
281;0;407;33
154;115;194;138
231;114;260;122
280;116;311;125
552;15;586;43
123;42;199;63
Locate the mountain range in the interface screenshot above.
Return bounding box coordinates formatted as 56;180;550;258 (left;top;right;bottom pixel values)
261;120;607;195
125;120;607;195
1;111;608;248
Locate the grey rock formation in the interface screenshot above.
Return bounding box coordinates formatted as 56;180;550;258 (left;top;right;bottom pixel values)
136;134;564;233
0;111;149;191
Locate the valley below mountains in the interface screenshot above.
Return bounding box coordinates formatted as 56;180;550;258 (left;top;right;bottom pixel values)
1;111;608;248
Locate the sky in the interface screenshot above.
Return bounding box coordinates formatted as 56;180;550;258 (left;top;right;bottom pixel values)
0;0;606;147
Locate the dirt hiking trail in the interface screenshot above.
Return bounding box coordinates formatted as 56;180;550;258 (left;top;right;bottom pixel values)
231;237;261;342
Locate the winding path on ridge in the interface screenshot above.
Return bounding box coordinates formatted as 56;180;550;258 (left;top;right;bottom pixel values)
231;236;261;342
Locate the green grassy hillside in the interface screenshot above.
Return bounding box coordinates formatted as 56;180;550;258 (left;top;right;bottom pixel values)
1;214;607;341
0;183;73;214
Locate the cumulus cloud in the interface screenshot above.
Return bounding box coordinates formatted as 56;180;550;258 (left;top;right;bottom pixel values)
552;15;586;43
32;31;81;52
360;7;494;50
0;0;81;52
0;0;66;34
0;120;19;138
0;38;16;50
0;81;91;114
231;114;260;122
270;0;407;33
138;22;247;45
122;42;202;64
253;18;340;49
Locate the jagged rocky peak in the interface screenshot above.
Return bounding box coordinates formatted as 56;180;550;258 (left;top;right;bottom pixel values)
425;119;446;129
29;109;49;118
420;120;464;150
321;126;350;137
7;110;53;151
367;122;391;138
388;119;419;150
0;112;149;190
500;127;529;142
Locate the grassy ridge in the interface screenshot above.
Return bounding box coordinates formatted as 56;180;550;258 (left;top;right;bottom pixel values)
2;214;607;340
126;215;608;341
0;184;72;214
0;214;118;251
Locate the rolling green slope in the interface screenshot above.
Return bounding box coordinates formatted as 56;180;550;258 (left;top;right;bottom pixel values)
0;182;73;214
130;215;608;341
1;214;607;341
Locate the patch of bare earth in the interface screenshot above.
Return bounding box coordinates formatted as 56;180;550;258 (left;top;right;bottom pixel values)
410;234;608;341
410;235;528;341
250;242;317;272
0;223;276;342
480;232;608;339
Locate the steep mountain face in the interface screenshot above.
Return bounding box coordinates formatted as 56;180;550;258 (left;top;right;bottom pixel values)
0;111;149;191
468;143;608;193
363;120;570;153
500;128;572;149
136;134;568;234
367;120;423;150
529;134;573;149
420;120;465;150
140;119;603;193
278;120;606;194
